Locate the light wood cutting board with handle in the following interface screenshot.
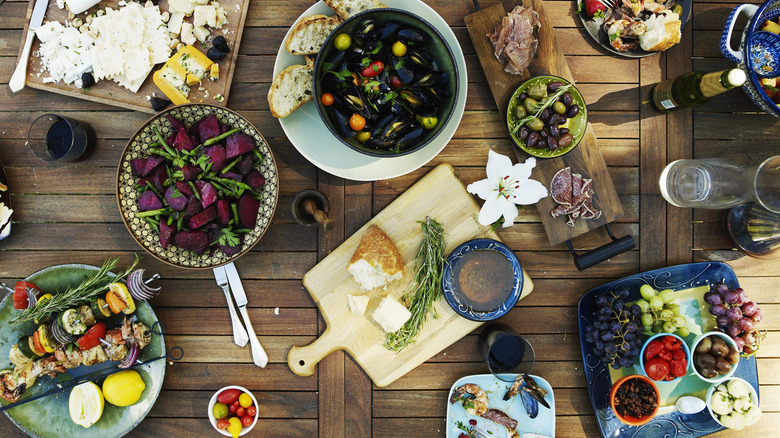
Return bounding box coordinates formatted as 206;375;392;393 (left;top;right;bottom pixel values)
288;163;533;387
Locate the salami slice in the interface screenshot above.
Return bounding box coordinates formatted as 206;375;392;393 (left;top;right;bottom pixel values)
550;168;601;226
550;167;572;205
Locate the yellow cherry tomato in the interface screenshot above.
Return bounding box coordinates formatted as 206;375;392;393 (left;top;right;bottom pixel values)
227;417;242;438
356;131;371;142
321;93;334;106
392;41;407;57
419;116;439;130
334;33;352;51
239;393;253;408
349;114;366;131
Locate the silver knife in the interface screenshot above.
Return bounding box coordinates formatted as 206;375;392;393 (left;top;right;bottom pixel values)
9;0;50;92
213;266;249;347
224;262;268;368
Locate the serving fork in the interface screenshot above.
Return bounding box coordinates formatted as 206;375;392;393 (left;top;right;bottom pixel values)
213;266;249;347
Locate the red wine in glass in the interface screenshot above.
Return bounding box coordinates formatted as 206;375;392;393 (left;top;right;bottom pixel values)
27;114;92;162
45;119;74;159
480;324;535;382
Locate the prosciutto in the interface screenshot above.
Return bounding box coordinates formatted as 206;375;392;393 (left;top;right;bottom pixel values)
550;167;602;226
488;6;540;75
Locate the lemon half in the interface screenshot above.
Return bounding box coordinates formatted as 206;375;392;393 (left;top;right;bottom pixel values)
69;382;104;428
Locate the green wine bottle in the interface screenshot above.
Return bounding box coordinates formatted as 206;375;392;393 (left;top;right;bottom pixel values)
652;69;746;112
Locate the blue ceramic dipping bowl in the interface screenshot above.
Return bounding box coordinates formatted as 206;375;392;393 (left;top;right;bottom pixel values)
441;238;523;321
639;332;692;383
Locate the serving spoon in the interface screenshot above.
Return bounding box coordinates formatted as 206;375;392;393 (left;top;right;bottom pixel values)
657;396;707;415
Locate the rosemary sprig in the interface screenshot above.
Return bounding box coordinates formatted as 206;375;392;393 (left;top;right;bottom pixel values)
510;83;575;136
385;217;446;352
10;257;140;325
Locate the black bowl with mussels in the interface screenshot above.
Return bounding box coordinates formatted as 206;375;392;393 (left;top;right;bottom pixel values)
314;9;459;157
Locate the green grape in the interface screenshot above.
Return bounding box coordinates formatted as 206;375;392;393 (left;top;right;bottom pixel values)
649;296;664;311
635;299;650;313
677;326;690;337
639;284;657;301
652;321;664;333
659;309;674;320
672;315;686;328
640;312;654;326
643;325;653;333
668;304;681;313
659;289;676;304
662;320;676;333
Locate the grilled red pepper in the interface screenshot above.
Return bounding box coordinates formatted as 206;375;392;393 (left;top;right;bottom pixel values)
13;281;40;309
76;322;106;351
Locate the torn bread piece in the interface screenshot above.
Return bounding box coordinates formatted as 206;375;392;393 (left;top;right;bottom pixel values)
286;14;342;56
268;57;315;118
348;224;404;290
324;0;381;19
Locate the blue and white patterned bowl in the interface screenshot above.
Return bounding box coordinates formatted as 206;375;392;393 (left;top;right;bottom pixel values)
441;238;523;321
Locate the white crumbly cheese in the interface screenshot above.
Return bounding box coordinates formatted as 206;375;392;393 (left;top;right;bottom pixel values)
168;12;185;34
168;0;210;16
0;203;12;228
36;21;95;87
371;295;411;333
180;22;196;45
193;5;217;28
193;25;210;43
347;294;369;317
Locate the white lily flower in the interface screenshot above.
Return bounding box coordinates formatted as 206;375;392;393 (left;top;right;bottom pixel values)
467;150;548;228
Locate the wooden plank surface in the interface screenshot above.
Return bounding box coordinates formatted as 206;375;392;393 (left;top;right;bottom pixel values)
0;0;777;437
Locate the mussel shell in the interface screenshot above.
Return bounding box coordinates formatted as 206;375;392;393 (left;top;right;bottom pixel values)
328;108;357;138
520;383;539;419
397;28;427;44
375;21;401;41
358;18;377;35
407;49;433;69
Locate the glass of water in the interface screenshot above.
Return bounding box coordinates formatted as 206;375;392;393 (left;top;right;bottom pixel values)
659;156;780;212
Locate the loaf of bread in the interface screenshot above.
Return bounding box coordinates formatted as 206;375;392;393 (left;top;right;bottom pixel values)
268;57;314;119
639;11;681;51
348;225;404;290
371;294;411;333
325;0;381;19
286;14;342;56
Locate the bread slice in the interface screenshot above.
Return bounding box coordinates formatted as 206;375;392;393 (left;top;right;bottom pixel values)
324;0;381;19
286;14;343;56
348;225;404;290
268;57;314;119
639;11;681;51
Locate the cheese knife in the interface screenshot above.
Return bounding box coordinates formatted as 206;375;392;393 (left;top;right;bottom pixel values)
224;262;268;368
9;0;50;92
213;266;249;347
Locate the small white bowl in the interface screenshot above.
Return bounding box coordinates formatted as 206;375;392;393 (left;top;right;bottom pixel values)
689;331;739;384
207;385;259;436
705;377;759;428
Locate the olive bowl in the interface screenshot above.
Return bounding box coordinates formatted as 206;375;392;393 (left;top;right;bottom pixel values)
689;331;739;384
313;8;460;157
507;75;587;159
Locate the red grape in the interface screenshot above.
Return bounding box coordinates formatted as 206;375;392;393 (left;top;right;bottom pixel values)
752;308;763;324
744;344;756;355
742;331;756;347
723;289;739;305
713;282;729;296
716;315;731;328
741;301;758;317
726;306;743;321
726;322;741;338
734;336;746;352
709;304;728;317
734;288;747;305
704;291;722;305
738;317;755;332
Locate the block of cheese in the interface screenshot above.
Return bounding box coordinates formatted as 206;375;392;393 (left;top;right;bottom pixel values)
193;25;211;43
347;294;369;316
371;295;411;333
194;5;217;28
168;12;186;35
180;22;196;45
153;45;213;104
168;0;209;15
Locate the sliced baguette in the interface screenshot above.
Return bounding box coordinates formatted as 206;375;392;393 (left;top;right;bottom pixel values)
348;225;404;290
324;0;381;19
268;57;314;119
286;14;343;56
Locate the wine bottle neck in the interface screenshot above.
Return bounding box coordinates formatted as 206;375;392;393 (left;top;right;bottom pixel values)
700;69;746;98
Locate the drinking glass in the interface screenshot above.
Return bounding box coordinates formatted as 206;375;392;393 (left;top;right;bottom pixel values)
27;114;93;162
659;156;780;212
479;324;535;382
727;202;780;259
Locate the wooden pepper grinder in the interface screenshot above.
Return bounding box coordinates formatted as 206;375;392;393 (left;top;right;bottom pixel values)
292;189;334;231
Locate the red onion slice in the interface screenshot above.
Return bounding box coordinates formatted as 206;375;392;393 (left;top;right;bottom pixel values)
119;344;139;369
50;320;76;344
126;269;161;301
26;288;39;309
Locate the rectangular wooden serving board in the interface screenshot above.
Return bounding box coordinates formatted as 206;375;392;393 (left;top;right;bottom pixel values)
16;0;249;113
465;0;623;246
287;163;534;387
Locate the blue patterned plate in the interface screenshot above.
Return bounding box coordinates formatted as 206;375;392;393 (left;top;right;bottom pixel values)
442;239;523;321
578;262;759;438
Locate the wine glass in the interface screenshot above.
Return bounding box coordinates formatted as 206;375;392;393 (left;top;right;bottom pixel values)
479;324;535;382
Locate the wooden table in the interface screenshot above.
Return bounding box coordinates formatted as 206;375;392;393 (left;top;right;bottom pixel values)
0;0;777;436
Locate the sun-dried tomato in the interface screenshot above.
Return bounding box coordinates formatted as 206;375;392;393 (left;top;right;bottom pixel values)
644;340;665;361
645;357;670;381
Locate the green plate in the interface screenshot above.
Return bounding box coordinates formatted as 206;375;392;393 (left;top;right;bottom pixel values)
507;75;588;159
0;264;165;438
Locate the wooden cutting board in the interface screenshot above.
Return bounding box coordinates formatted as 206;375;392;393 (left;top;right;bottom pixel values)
465;0;623;246
287;163;534;387
15;0;249;113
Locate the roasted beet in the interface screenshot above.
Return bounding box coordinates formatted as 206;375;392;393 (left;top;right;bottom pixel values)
174;230;210;254
173;128;195;151
218;243;242;256
195;181;218;209
204;145;226;172
139;191;163;211
176;181;193;198
165;115;186;134
245;170;266;190
198;115;220;143
226;133;255;159
159;219;175;249
182;197;202;224
164;186;188;211
130;158;147;177
180;164;202;181
238;193;260;229
223;171;242;182
188;205;217;229
149;166;167;193
236;154;256;175
215;200;231;226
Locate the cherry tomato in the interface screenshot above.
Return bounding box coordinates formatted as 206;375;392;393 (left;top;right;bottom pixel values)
228;400;239;414
213;402;229;420
360;61;384;78
349;114;366;131
241;415;254;427
76;322;106;351
216;419;230;430
321;93;334;106
390;75;403;89
217;388;242;405
236;406;245;417
239;393;253;408
334;33;351;51
246;406;257;417
392;41;407;57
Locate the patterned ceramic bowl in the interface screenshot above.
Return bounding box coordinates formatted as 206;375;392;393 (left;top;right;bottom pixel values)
116;104;279;269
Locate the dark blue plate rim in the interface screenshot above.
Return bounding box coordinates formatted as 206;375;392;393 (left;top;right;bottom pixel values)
441;238;523;321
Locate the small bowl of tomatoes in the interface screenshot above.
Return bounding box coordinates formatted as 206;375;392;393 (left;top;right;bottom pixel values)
640;333;691;383
610;374;660;426
208;386;259;436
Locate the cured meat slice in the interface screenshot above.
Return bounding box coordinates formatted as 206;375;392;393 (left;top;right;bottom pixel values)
572;173;583;199
550;167;572;205
549;168;602;226
481;408;519;431
488;6;540;75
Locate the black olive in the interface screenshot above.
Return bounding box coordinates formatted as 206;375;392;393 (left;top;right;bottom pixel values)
540;108;551;122
518;92;528;102
547;81;563;92
536;138;548;149
539;128;547;138
81;72;95;89
213;36;230;53
150;97;172;111
518;126;529;140
207;47;228;61
560;128;570;135
548;136;559;150
547;114;560;126
549;124;559;138
526;131;540;148
566;104;580;118
562;92;573;107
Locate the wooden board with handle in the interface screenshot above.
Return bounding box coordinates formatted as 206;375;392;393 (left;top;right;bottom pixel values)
465;0;623;246
288;163;534;387
15;0;249;113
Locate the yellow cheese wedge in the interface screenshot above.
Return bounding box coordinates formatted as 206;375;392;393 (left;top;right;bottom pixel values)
153;46;214;105
210;63;220;81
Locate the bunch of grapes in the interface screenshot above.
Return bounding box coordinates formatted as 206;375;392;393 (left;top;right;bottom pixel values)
583;289;644;369
635;285;689;336
705;282;763;355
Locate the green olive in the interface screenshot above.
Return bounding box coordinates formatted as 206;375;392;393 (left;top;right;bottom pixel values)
513;105;527;120
671;4;683;15
524;97;539;114
334;33;352;51
526;117;544;132
553;101;566;115
356;131;371;142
